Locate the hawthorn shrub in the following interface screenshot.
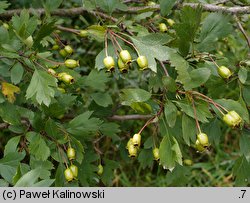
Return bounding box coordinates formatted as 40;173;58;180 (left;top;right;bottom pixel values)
0;0;250;187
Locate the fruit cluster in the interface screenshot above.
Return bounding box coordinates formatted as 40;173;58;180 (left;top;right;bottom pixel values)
103;50;148;73
64;147;78;182
126;133;160;161
195;133;209;152
47;44;81;92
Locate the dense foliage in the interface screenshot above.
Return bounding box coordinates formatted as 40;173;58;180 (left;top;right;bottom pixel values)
0;0;250;187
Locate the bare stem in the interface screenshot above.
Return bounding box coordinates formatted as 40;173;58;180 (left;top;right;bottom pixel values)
191;97;202;134
110;31;140;56
104;32;108;57
138;103;164;135
234;15;250;50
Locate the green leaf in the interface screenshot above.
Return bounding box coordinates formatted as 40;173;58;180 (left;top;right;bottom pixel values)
96;0;127;14
91;92;113;107
0;26;9;43
138;33;172;45
243;86;250;106
130;102;152;114
185;68;211;90
120;88;151;105
83;69;111;91
14;168;41;187
130;36;170;72
197;13;233;52
138;149;154;169
175;99;213;123
162;76;177;92
70;136;84;164
26;132;51;161
0;179;9;187
11;10;37;38
203;118;222;147
159;0;176;16
86;25;106;42
99;122;121;141
0;1;10;14
0;102;21;125
164;101;177;128
11;63;24;85
182;114;196;146
165;164;191;186
44;0;63;12
67;111;102;136
165;49;191;90
30;157;54;180
238;67;250;85
33;22;55;48
0;152;25;183
159;119;183;171
45;119;63;140
55;163;65;187
32;179;55;187
101;159;119;186
78;150;99;186
175;6;202;56
233;156;250;186
26;69;57;106
239;130;250;157
4;136;21;156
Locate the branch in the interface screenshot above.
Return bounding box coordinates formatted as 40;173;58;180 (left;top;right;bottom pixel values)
0;119;29;130
0;3;249;20
108;114;151;121
234;15;250;49
182;3;250;14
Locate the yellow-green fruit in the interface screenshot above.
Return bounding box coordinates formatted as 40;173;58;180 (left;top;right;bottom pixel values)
137;55;148;70
67;147;76;160
195;139;205;152
132;133;141;147
3;23;9;30
52;44;59;50
69;165;78;178
59;49;68;58
197;133;209;147
119;50;132;64
65;59;79;69
97;164;104;175
147;1;156;6
167;19;175;26
128;145;138;157
103;56;115;71
159;23;168;32
57;87;66;94
58;73;74;84
118;58;129;73
64;168;74;182
47;68;57;76
24;36;34;48
126;138;133;149
229;111;242;124
223;113;235;127
218;66;232;79
64;45;74;54
223;111;242;127
49;64;60;69
184;159;193;166
79;30;88;37
153;148;160;161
